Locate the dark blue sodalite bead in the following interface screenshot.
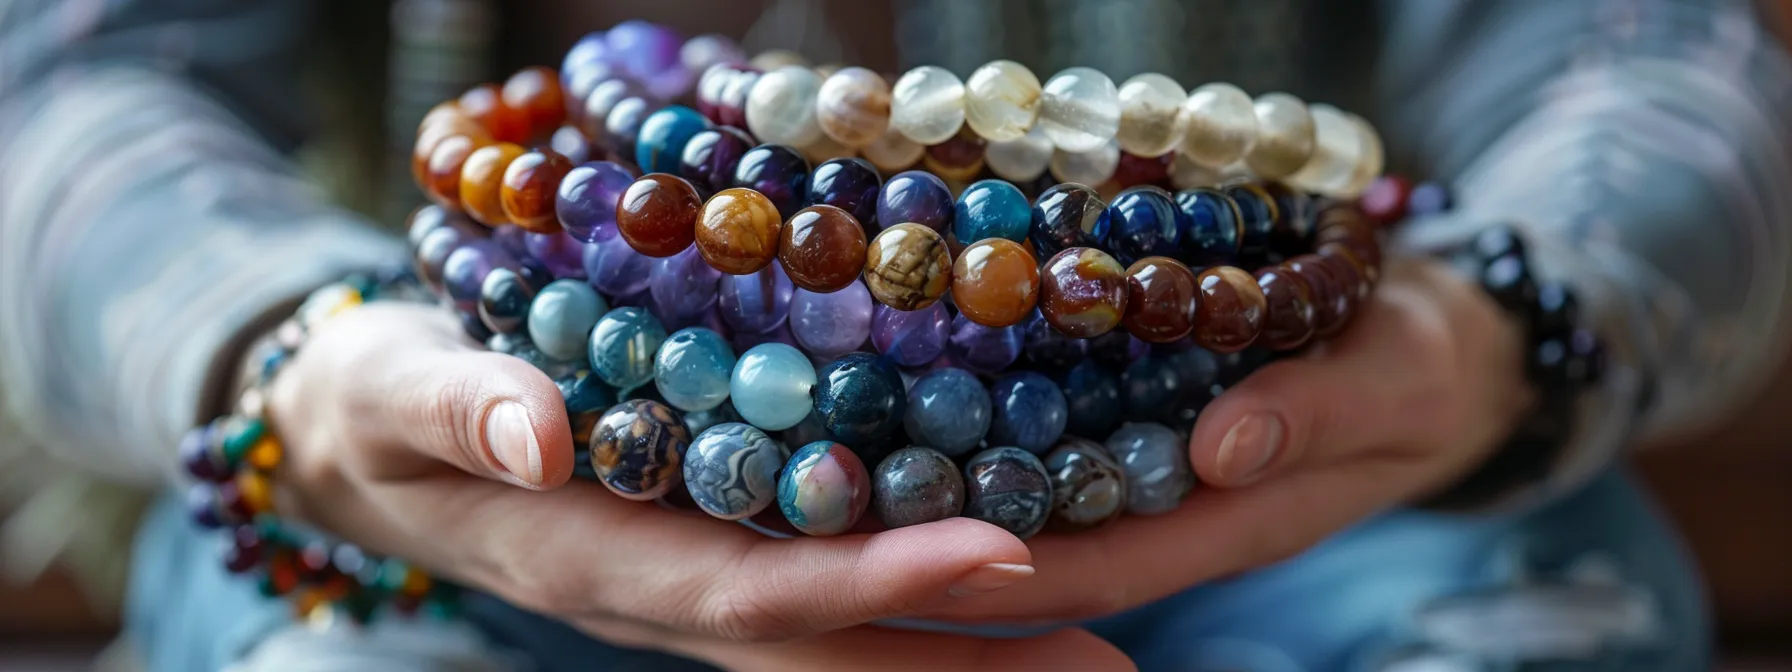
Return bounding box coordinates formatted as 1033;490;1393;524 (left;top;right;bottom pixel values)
1223;182;1276;262
1172;187;1243;266
1122;348;1220;427
872;446;965;528
1057;359;1122;439
1021;308;1088;371
811;352;908;447
875;170;954;234
903;367;992;458
807;158;883;228
988;372;1068;455
962;446;1052;539
731;144;811;219
1100;186;1184;265
1028;183;1108;260
679;126;755;196
1088;329;1146;369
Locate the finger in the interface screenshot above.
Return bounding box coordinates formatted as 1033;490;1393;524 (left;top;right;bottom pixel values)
613;623;1135;672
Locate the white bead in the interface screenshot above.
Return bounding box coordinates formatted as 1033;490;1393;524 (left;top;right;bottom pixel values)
750;49;807;71
1341;113;1384;198
1049;140;1120;185
1244;92;1316;178
1115;73;1186;157
986;124;1054;182
861;125;925;173
889;66;966;145
815;67;891;148
746;66;824;147
963;60;1042;143
1170;152;1224;190
1177;82;1257;168
1038;67;1121;153
1285;104;1360;196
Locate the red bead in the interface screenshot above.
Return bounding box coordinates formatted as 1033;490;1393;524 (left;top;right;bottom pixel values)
617;174;703;257
1359;175;1412;226
459;83;530;144
1121;256;1199;343
922;127;987;182
1319;244;1372;303
780;205;868;293
1039;248;1128;338
501;66;567;140
499;149;574;233
1112;152;1172;189
1192;266;1266;353
1253;265;1316;350
223;525;264;574
1287;254;1354;338
424;134;487;209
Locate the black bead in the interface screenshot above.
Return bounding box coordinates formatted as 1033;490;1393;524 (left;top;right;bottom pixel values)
1264;182;1316;258
478;267;536;334
459;310;495;343
1532;282;1578;338
1567;329;1607;384
1530;334;1603;390
1481;254;1538;314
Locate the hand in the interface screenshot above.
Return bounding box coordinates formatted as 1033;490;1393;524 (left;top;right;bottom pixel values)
924;257;1532;624
265;302;1134;671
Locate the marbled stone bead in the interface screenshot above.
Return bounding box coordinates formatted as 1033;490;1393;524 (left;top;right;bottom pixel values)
602;96;663;166
986;124;1054;182
559;369;617;444
903;367;992;457
443;239;521;312
528;279;608;362
1043;437;1127;532
730;342;816;431
1021;308;1089;370
1029;182;1109;260
873;447;965;528
780;205;869;293
1039;247;1129;338
1286;254;1352;339
649;246;722;324
1223;182;1279;262
460;142;527;226
1105;422;1192;515
695;187;782;274
816;67;891;148
1048;141;1120;185
871;302;949;367
964;59;1042;143
812;352;907;446
1177;82;1257;168
684;422;786;520
962;447;1052;539
678;126;754;196
590;399;690;501
875;170;954;234
478;267;535;334
717;263;794;334
1101;186;1183;265
1115;73;1186;157
807;158;882;229
616;174;701;257
953;179;1032;244
654;327;737;412
1058;359;1123;439
1121;257;1199;343
778;441;872;536
499;149;573;233
952;238;1039;328
557;161;638;243
1039;67;1120;152
731;144;811;219
789;282;874;359
922;128;988;182
861;125;925;174
1192;266;1266;353
1173;187;1243;265
889;65;966;145
988;372;1068;455
524;230;589;280
863;223;952;311
1245;93;1316;179
948;314;1023;374
1254;265;1316;350
587;307;668;389
746;66;824;147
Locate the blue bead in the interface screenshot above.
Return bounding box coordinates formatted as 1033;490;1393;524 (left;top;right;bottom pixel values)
953;179;1031;244
1058;359;1122;439
732;144;811;219
1407;181;1453;217
636;106;713;175
1100;186;1183;265
961;446;1051;539
654;327;737;412
730;343;816;430
1028;183;1108;260
903;367;992;457
187;484;223;529
530;279;608;362
989;371;1068;454
557;369;618;418
807;158;882;227
811;352;908;447
587;307;667;389
1105;422;1192;515
1172;187;1242;265
948;313;1023;374
875;170;954;234
1223;183;1275;261
683;400;742;436
1020;308;1088;371
683;422;788;520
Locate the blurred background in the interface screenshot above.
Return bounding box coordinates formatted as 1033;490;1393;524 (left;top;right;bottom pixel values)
0;0;1787;669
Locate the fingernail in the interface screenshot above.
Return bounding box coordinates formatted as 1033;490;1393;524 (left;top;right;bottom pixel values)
1215;412;1284;484
948;563;1034;598
485;401;543;485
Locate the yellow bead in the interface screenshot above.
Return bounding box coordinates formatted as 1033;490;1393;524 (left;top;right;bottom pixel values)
237;471;274;514
247;436;283;471
298;284;363;327
401;568;433;597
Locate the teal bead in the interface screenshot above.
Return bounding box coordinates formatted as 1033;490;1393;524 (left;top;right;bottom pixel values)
729;343;816;430
777;441;872;536
953;179;1031;243
587;307;668;389
529;279;608;361
635;105;713;174
654;327;737;412
221;417;265;465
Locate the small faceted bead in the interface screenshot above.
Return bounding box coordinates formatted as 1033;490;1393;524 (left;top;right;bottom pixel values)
1224;182;1279;261
875;170;954;234
678;127;754;195
889;65;966;145
603;96;662;163
746;66;825;147
590;399;690;501
778;441;872;536
861;125;926;174
1043;437;1127;532
1105;422;1193;515
948;314;1024;374
1177;82;1258;168
616;174;702;257
478;267;535;334
922;128;988;182
903;367;992;457
443;240;521;312
460;83;529;144
1029;182;1109;260
1059;358;1123;438
1244;93;1317;179
1049;141;1120;185
1022;309;1089;370
1253;266;1317;350
953;179;1032;244
556;161;638;243
989;371;1069;454
587;307;669;389
649;246;723;323
501;66;567;138
1173;187;1243;265
952;238;1039;328
807;158;882;227
873;447;965;528
1039;248;1128;338
789;282;875;359
871;302;950;367
1102;186;1183;264
816;67;891;148
1286;255;1351;339
684;422;785;520
635;105;713;175
812;352;907;446
499;149;574;233
1039;67;1121;152
525;230;588;280
986;124;1055;182
962;447;1052;539
863;223;952;310
779;205;868;293
1192;266;1267;353
1121;256;1200;343
1115;73;1186;157
654;327;737;412
460;142;527;226
964;59;1042;143
584;225;655;297
730;342;816;430
695;187;783;274
731;144;812;219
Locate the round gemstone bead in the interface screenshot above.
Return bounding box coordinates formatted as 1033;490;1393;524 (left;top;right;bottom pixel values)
746;66;825;147
777;441;872;536
948;314;1023;374
952;238;1039;328
1287;254;1352;338
602;97;663;167
816;67;892;148
556;161;638;243
615;174;701;257
1102;186;1184;265
587;307;669;389
1105;422;1192;515
649;245;723;323
1285;104;1367;197
715;69;762;129
789;282;874;359
1192;266;1267;353
695;187;783;274
1021;308;1088;370
1115;73;1186;157
872;447;965;528
560;368;617;426
1254;265;1316;350
678;126;754;196
583;225;655;297
683;34;746;75
1058;358;1123;438
812;352;907;446
1048;141;1120;185
871;302;949;367
1245;93;1317;178
986;124;1054;182
989;372;1068;454
1177;82;1257;168
1264;182;1316;256
1224;182;1279;262
1090;329;1147;369
964;59;1042;143
654;327;737;412
500;66;566;140
1043;436;1127;532
806;158;882;227
953;179;1031;244
1029;182;1109;260
875;170;953;234
778;205;868;293
590;399;690;501
921;128;988;182
460;83;529;145
605;21;691;99
180;427;227;483
730;342;816;431
863;223;952;311
1173;187;1243;265
861;125;925;174
443;239;521;312
635;105;712;175
460;142;526;226
499;149;573;233
424;133;486;209
552;125;593;166
903;368;992;457
1038;67;1121;152
1039;247;1129;338
684;422;785;520
1122;257;1199;343
889;65;966;145
962;447;1052;539
524;230;589;280
478;267;536;334
1321;245;1372;306
718;263;794;334
731;144;811;219
578;77;642;140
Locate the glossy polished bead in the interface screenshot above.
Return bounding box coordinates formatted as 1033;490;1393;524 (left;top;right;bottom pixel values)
498;149;573;233
1038;247;1128;338
460;142;526;226
1245;93;1316;179
616;174;701;258
903;368;992;458
746;66;824;147
684;423;785;520
921;128;988;182
603;96;662;164
1102;186;1183;264
962;447;1052;539
871;302;950;367
560;367;617;424
989;372;1068;454
1408;181;1453;217
1286;104;1365;197
789;282;874;358
1224;182;1279;261
778;441;871;536
949;314;1023;374
695;187;783;274
1049;141;1120;185
730;342;816;430
1044;437;1127;532
889;66;966;145
414;219;482;293
816;67;891;148
525;230;589;280
415;113;488;193
501;66;567;138
861;125;925;174
557;161;637;243
478;267;535;334
578;77;640;138
590;399;690;501
875;170;953;234
635;106;712;175
1028;183;1107;260
873;447;965;528
588;307;668;389
813;352;907;446
731;144;811;219
1021;309;1088;370
986;124;1054;182
1113;151;1173;190
717;263;794;334
1193;266;1266;353
772;206;863;293
1039;67;1120;152
682;400;742;437
1105;422;1191;515
424;133;487;209
1173;187;1243;265
863;223;952;310
1125;256;1197;344
715;69;762;129
584;225;655;297
1059;359;1123;438
1254;265;1316;350
952;238;1039;328
1263;182;1316;256
1321;245;1372;306
654;327;736;412
649;246;722;323
964;60;1042;143
460;83;529;144
606;21;691;99
683;34;746;73
807;158;882;227
954;179;1031;244
678;127;754;195
443;240;521;312
1286;255;1350;338
1116;73;1186;157
1177;82;1256;168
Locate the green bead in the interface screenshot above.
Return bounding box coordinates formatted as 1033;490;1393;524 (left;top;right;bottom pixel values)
221;417;266;465
376;559;412;593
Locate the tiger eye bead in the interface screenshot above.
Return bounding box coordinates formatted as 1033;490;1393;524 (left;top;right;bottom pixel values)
459;142;526;226
1039;248;1128;338
696;187;783;273
459;83;530;144
1121;257;1199;343
1253;265;1316;350
780;205;868;293
616;174;702;257
500;66;567;139
499;149;574;233
414;115;489;195
1192;266;1266;353
1286;254;1351;339
952;238;1039;328
864;223;952;310
424;133;488;208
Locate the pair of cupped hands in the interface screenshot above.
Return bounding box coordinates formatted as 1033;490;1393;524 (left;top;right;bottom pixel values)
266;258;1529;671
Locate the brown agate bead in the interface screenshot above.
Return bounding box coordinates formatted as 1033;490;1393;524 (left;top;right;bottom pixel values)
779;205;868;292
864;223;952;310
1319;243;1372;304
1039;248;1128;338
501;66;567;140
1121;257;1199;343
500;149;574;233
1287;254;1353;338
618;174;704;258
414;111;489;191
696;187;782;273
952;238;1039;328
459;142;526;226
923;127;988;182
459;83;530;144
424;133;487;209
1253;265;1316;350
1316;205;1381;270
1192;265;1267;353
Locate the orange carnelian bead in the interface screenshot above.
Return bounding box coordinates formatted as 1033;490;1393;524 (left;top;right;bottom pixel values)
413;115;489;190
500;149;574;233
502;66;567;140
246;436;283;471
952;238;1039;328
459;142;526;226
236;470;274;513
459;83;530;144
424;134;487;208
400;567;433;597
419;101;467;134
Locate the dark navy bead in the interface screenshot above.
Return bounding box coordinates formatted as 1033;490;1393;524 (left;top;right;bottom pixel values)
1535;330;1607;389
557;369;618;418
961;447;1052;539
731;144;811;219
1029;183;1108;260
811;352;908;447
1223;182;1276;262
1100;186;1183;265
1407;181;1454;217
1211;346;1265;388
807;158;882;228
1172;187;1242;265
1481;254;1538;314
679;126;755;196
1021;308;1089;371
1088;329;1144;369
477;267;536;334
1532;282;1578;337
988;372;1068;454
1057;359;1122;439
180;426;230;483
875;170;954;234
1121;354;1182;424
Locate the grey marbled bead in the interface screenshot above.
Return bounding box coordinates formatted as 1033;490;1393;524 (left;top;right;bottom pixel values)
683;423;789;520
1104;422;1192;515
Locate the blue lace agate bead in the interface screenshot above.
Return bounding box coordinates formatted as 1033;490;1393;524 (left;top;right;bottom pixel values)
807;158;882;228
1223;182;1276;262
870;302;950;367
684;422;787;520
654;327;736;412
903;367;992;457
989;372;1068;454
731;144;811;219
953;179;1031;243
678;126;754;195
812;352;907;447
478;267;536;334
1028;182;1108;260
962;446;1052;539
778;441;872;536
730;342;816;430
530;279;608;362
789;282;874;359
582;225;654;297
587;307;668;389
589;399;690;501
635;105;712;174
556;161;638;243
947;314;1023;374
1105;422;1193;515
1100;186;1182;264
718;263;794;334
1020;308;1088;371
1172;187;1243;265
649;246;722;324
872;447;965;528
1058;359;1122;439
875;170;953;234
